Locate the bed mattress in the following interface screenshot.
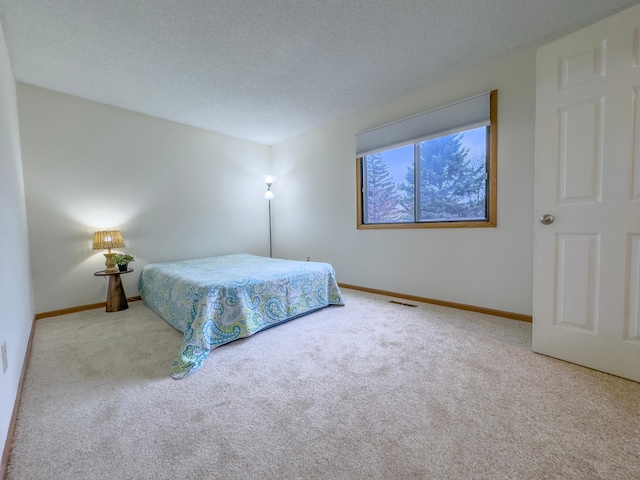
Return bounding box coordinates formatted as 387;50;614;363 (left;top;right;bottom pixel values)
138;254;345;378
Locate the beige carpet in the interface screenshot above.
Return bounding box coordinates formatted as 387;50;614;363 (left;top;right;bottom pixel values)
7;289;640;479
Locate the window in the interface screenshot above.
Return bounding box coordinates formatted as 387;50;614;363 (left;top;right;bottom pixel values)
356;90;497;229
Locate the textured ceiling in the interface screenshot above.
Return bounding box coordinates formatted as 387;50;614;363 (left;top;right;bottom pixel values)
1;0;639;145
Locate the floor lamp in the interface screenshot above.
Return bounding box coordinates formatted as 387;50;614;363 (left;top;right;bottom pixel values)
263;175;277;258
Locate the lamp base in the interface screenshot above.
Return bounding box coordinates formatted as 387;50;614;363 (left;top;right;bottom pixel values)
103;252;118;273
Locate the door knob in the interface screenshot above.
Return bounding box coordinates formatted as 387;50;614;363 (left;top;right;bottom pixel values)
540;214;555;225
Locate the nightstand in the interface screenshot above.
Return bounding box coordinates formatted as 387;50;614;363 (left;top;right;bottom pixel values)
93;269;133;312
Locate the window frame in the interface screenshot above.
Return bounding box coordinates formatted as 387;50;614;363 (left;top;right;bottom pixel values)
356;90;497;229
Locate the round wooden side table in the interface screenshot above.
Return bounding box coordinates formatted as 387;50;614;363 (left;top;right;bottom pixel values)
94;268;133;312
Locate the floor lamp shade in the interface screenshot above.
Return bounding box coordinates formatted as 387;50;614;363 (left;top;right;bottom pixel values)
93;230;125;273
262;174;278;185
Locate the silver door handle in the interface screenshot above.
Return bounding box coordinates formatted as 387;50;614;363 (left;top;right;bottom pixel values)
540;214;555;225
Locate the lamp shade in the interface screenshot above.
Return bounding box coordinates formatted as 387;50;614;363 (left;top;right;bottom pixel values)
93;230;125;252
262;174;278;184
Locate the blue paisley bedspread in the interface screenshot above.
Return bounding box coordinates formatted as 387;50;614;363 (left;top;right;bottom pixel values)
138;254;345;379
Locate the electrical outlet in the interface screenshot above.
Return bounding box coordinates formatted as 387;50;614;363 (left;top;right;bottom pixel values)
1;341;7;374
306;255;311;262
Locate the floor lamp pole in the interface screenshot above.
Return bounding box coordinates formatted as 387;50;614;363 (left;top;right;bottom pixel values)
268;199;273;258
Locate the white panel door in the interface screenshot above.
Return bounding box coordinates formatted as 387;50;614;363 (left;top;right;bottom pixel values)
533;3;640;382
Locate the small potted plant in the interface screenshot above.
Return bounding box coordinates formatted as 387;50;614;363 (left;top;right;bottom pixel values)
113;253;135;272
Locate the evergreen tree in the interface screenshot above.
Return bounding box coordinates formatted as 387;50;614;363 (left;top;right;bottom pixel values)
456;152;487;219
397;165;415;220
364;153;402;223
397;133;486;221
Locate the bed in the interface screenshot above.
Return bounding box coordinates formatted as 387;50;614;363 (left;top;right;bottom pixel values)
138;254;345;378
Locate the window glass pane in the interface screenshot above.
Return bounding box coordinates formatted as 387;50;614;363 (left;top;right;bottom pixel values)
357;90;496;229
417;127;487;222
363;144;414;223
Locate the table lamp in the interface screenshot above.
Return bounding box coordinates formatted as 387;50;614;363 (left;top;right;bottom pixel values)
93;230;125;273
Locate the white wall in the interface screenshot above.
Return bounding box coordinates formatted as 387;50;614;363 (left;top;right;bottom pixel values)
272;45;537;316
17;84;271;313
17;42;537;318
0;22;34;468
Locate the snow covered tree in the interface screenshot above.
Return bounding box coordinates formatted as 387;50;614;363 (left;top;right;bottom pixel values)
363;153;403;223
397;132;486;221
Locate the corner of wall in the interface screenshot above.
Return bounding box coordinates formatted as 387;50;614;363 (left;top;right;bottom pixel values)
0;17;36;477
